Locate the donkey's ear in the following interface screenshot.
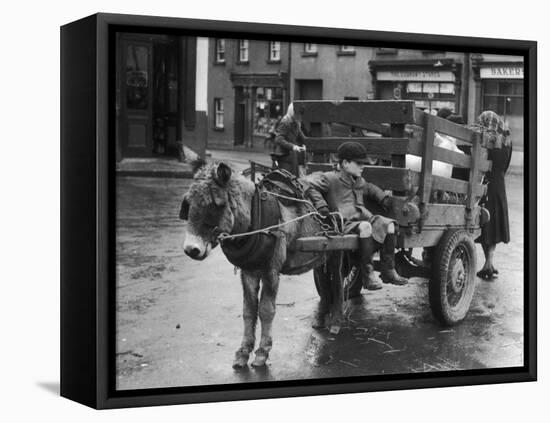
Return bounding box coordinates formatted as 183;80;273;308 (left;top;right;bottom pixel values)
179;194;190;220
213;162;232;186
191;157;207;174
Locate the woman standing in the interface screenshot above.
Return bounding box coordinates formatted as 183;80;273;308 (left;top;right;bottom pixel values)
476;111;513;280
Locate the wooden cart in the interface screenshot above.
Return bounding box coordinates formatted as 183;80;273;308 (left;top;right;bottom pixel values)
289;100;491;326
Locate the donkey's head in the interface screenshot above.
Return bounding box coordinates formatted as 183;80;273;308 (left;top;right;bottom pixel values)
180;162;239;260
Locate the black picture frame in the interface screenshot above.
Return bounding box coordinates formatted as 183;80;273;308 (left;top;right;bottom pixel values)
60;12;537;409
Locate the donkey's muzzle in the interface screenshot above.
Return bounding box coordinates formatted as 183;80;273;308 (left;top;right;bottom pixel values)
184;246;206;260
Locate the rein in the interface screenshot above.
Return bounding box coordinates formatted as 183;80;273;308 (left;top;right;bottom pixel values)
215;190;343;242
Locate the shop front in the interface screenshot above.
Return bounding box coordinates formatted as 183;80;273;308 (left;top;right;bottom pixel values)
230;73;288;148
472;60;524;149
369;59;463;116
116;33;202;159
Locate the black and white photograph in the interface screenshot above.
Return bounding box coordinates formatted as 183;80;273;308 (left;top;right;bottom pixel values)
114;32;527;390
7;0;548;420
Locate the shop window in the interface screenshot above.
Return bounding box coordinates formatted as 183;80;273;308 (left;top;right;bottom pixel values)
482;80;524;118
238;40;249;63
214;98;224;129
254;87;284;135
405;82;455;95
215;39;225;64
269;42;281;62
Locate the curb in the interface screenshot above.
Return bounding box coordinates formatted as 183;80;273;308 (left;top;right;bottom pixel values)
116;170;194;179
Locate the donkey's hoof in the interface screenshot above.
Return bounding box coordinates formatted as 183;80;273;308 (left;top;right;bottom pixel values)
329;325;341;335
312;314;327;329
232;349;250;369
251;348;269;367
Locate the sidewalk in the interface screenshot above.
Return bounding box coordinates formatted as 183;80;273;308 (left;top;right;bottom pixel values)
116;148;524;178
115;149;272;178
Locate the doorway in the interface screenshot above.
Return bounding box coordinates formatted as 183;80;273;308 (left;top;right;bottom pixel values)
118;37;179;158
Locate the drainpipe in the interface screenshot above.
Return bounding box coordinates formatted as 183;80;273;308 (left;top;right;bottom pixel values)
461;53;470;123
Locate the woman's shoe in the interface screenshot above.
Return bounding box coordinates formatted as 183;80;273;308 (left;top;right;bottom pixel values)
476;269;494;280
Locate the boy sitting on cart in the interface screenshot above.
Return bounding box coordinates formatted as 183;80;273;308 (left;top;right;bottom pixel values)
303;141;408;290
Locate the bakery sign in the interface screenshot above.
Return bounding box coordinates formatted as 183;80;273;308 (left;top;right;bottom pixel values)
376;70;455;82
480;66;524;79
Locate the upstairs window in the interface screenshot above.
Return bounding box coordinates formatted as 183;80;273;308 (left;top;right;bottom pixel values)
214;98;224;129
269;41;281;61
238;40;249;63
338;45;356;56
304;43;318;54
215;39;225;63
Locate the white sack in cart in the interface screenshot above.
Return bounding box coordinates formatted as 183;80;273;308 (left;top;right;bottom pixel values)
405;133;464;178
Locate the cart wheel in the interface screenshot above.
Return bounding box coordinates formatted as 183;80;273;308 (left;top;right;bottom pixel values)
314;252;362;300
430;229;477;326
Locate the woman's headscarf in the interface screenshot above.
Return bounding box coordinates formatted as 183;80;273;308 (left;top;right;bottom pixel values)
476;110;511;147
477;111;510;136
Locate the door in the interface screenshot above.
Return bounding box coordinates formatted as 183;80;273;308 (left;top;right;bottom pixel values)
120;41;153;157
295;79;323;136
234;103;245;146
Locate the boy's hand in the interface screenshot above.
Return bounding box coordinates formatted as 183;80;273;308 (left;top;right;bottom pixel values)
318;206;331;217
381;196;393;212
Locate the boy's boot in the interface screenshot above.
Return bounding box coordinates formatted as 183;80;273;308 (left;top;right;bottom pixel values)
359;237;383;290
380;234;408;285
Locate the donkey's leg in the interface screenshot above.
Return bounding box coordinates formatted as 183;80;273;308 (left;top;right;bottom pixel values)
327;253;344;334
233;270;260;369
251;233;286;367
251;269;280;368
312;266;331;329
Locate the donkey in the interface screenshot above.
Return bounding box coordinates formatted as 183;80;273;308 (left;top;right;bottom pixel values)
180;161;342;368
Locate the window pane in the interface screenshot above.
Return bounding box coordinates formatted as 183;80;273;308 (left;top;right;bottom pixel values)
499;82;514;95
304;43;317;53
216;39;225;62
341;45;355;52
215;99;224;128
239;40;249;62
407;83;422;93
126;45;149;110
513;82;524;96
439;83;455;94
483;95;499;114
484;80;498;94
507;97;523;115
423;83;439;93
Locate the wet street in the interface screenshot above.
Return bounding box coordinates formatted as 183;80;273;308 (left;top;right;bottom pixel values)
115;173;524;391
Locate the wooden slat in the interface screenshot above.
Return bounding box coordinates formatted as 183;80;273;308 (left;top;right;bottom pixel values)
294;100;416;125
415;108;483;145
398;229;445;249
431;176;486;198
432;146;471;168
295;235;359;252
341;122;391;136
306;163;336;173
418;113;435;204
308;163;486;197
362;166;418;192
422;204;478;227
466;131;482;227
431;175;469;195
304;137;411;155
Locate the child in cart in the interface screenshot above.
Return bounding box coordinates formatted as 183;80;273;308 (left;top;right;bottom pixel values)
303;141;409;290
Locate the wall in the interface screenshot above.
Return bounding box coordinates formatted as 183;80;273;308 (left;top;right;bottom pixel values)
291;43;376;100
